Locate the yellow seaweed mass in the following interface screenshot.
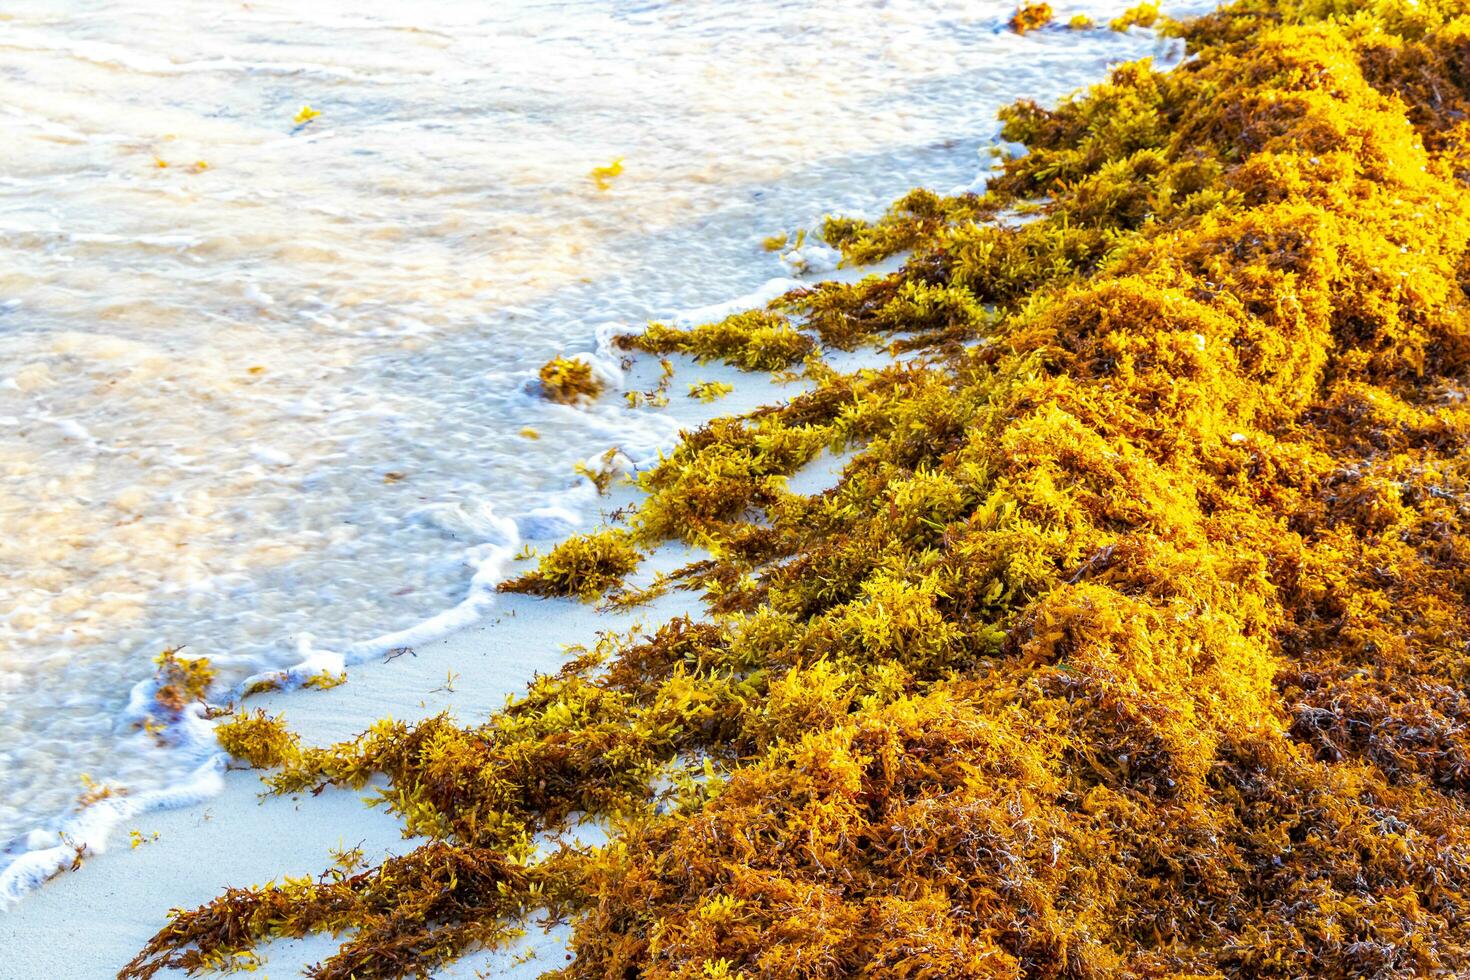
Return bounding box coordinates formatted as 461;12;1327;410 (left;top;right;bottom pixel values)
123;1;1470;978
615;310;816;372
1110;1;1161;31
149;649;214;716
215;709;301;770
500;528;644;601
537;355;605;404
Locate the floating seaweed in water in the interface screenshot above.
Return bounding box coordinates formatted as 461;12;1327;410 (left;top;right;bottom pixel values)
590;157;624;191
122;1;1470;976
537;355;606;405
1009;2;1054;34
1110;1;1161;31
615;310;816;372
149;649;214;716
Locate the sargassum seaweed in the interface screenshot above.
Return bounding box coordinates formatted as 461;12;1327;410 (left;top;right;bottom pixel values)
124;1;1470;977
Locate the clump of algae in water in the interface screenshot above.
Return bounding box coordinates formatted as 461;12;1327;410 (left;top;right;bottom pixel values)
614;310;815;371
123;2;1470;977
1111;1;1161;31
537;355;605;404
149;649;215;715
1009;2;1054;34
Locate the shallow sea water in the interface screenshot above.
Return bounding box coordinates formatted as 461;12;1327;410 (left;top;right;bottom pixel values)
0;0;1180;877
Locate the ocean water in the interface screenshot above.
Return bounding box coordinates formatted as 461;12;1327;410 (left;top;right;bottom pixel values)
0;0;1181;895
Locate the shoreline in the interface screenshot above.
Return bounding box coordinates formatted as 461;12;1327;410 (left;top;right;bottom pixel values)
0;8;1197;913
0;370;863;976
0;2;1192;907
3;0;1188;864
0;6;1293;978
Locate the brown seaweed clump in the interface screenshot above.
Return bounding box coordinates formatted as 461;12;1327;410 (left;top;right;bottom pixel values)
1010;2;1054;34
122;1;1470;978
149;649;215;715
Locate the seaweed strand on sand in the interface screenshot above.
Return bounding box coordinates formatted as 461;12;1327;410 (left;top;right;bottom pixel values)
122;1;1470;976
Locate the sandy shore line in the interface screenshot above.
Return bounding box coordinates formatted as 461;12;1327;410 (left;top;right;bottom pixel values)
0;587;677;978
0;307;868;977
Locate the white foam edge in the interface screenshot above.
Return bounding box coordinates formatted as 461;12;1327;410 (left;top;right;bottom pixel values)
0;751;226;906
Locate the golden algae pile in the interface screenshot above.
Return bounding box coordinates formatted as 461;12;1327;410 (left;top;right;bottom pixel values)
123;0;1470;976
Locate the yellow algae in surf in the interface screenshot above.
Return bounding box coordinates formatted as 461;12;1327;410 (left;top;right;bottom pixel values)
537;355;606;404
150;648;215;714
1110;0;1159;30
590;156;624;190
614;310;814;371
1008;2;1053;34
